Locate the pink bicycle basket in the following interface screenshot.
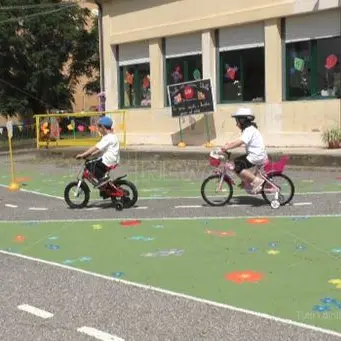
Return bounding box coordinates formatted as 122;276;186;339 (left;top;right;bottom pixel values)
209;156;221;167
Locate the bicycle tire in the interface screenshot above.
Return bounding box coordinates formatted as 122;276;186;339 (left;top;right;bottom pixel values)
64;181;90;209
201;174;233;206
261;173;295;206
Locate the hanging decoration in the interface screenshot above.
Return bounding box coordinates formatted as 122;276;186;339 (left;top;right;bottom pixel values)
325;54;338;70
193;69;201;80
294;57;305;71
77;125;85;132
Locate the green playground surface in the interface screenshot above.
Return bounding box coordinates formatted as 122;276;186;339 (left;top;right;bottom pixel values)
1;167;341;199
1;216;341;332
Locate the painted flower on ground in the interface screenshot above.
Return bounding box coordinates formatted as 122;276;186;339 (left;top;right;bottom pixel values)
267;249;280;255
225;271;264;284
120;220;141;227
248;247;259;253
206;230;236;237
328;279;341;289
331;248;341;254
313;305;330;312
296;245;307;251
321;297;337;304
247;218;269;225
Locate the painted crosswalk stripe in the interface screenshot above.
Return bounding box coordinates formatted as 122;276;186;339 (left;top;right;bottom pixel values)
77;326;124;341
17;304;53;319
29;207;48;211
293;202;312;206
5;204;18;208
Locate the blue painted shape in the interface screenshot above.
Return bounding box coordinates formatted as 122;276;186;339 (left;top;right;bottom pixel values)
129;236;155;241
321;297;336;304
248;247;258;253
79;256;92;262
45;244;60;250
63;260;75;265
331;248;341;254
153;224;164;229
112;272;124;278
313;305;331;312
292;217;309;221
2;247;19;253
268;242;279;248
296;245;307;251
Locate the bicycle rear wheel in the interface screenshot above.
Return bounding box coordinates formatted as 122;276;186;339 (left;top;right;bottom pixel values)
201;174;233;206
261;173;295;206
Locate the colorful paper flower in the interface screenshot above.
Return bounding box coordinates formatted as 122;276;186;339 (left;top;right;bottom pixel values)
224;271;264;284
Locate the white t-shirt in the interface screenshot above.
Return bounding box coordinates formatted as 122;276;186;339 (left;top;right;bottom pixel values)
95;133;120;166
240;125;267;165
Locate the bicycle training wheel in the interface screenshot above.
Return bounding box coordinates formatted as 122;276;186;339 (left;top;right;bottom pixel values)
201;174;233;206
261;173;295;206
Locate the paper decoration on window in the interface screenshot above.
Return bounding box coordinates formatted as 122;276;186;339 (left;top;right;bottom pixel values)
325;54;338;70
42;122;48;129
0;128;3;135
67;124;73;130
89;125;96;132
193;69;201;80
18;125;23;132
294;57;304;71
226;67;236;80
43;128;49;135
77;125;85;132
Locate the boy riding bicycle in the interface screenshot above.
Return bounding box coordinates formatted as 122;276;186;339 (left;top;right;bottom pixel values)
76;115;120;188
222;107;268;194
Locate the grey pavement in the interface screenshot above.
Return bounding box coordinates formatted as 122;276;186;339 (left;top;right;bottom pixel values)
0;186;340;222
1;253;341;341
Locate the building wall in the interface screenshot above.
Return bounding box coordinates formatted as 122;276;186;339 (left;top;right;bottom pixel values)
100;0;341;147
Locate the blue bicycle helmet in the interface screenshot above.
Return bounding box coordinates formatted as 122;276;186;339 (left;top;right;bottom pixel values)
98;116;113;129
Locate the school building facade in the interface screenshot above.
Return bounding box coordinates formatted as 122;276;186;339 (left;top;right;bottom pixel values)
98;0;341;147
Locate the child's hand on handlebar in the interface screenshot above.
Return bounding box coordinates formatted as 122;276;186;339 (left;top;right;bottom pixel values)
75;154;84;159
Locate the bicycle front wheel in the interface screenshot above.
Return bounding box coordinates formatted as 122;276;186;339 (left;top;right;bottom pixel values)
201;174;233;206
261;173;295;206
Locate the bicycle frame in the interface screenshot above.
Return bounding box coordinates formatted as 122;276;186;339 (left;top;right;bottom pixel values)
213;159;283;199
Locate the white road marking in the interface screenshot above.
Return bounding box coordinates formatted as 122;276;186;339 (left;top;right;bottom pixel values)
17;304;53;319
28;207;48;211
86;207;100;211
5;204;18;208
293;202;312;206
1;183;341;202
2;251;341;338
230;204;252;207
1;213;341;224
77;327;124;341
174;205;202;208
133;206;148;210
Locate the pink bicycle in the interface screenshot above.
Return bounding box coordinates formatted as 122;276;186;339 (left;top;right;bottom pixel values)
201;148;295;209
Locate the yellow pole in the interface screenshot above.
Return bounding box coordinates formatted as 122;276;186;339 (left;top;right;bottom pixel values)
6;121;19;191
35;115;39;149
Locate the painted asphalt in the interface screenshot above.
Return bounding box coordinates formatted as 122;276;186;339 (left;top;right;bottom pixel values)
1;186;341;340
0;186;340;222
1;253;341;341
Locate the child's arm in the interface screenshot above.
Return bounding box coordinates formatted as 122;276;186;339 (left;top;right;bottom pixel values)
223;139;244;150
76;146;100;159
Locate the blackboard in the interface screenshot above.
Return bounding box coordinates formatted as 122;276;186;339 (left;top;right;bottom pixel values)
167;79;215;118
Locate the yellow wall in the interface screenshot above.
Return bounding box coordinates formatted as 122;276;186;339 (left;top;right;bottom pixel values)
99;0;341;147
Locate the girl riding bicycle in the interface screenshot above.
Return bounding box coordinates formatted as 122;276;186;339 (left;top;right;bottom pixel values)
222;107;268;194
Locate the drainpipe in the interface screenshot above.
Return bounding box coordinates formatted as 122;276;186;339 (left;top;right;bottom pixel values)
94;1;105;112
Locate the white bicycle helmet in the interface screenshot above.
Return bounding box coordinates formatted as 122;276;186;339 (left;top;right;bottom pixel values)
231;107;255;121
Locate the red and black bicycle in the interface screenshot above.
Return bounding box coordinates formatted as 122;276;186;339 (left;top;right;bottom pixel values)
64;158;138;210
